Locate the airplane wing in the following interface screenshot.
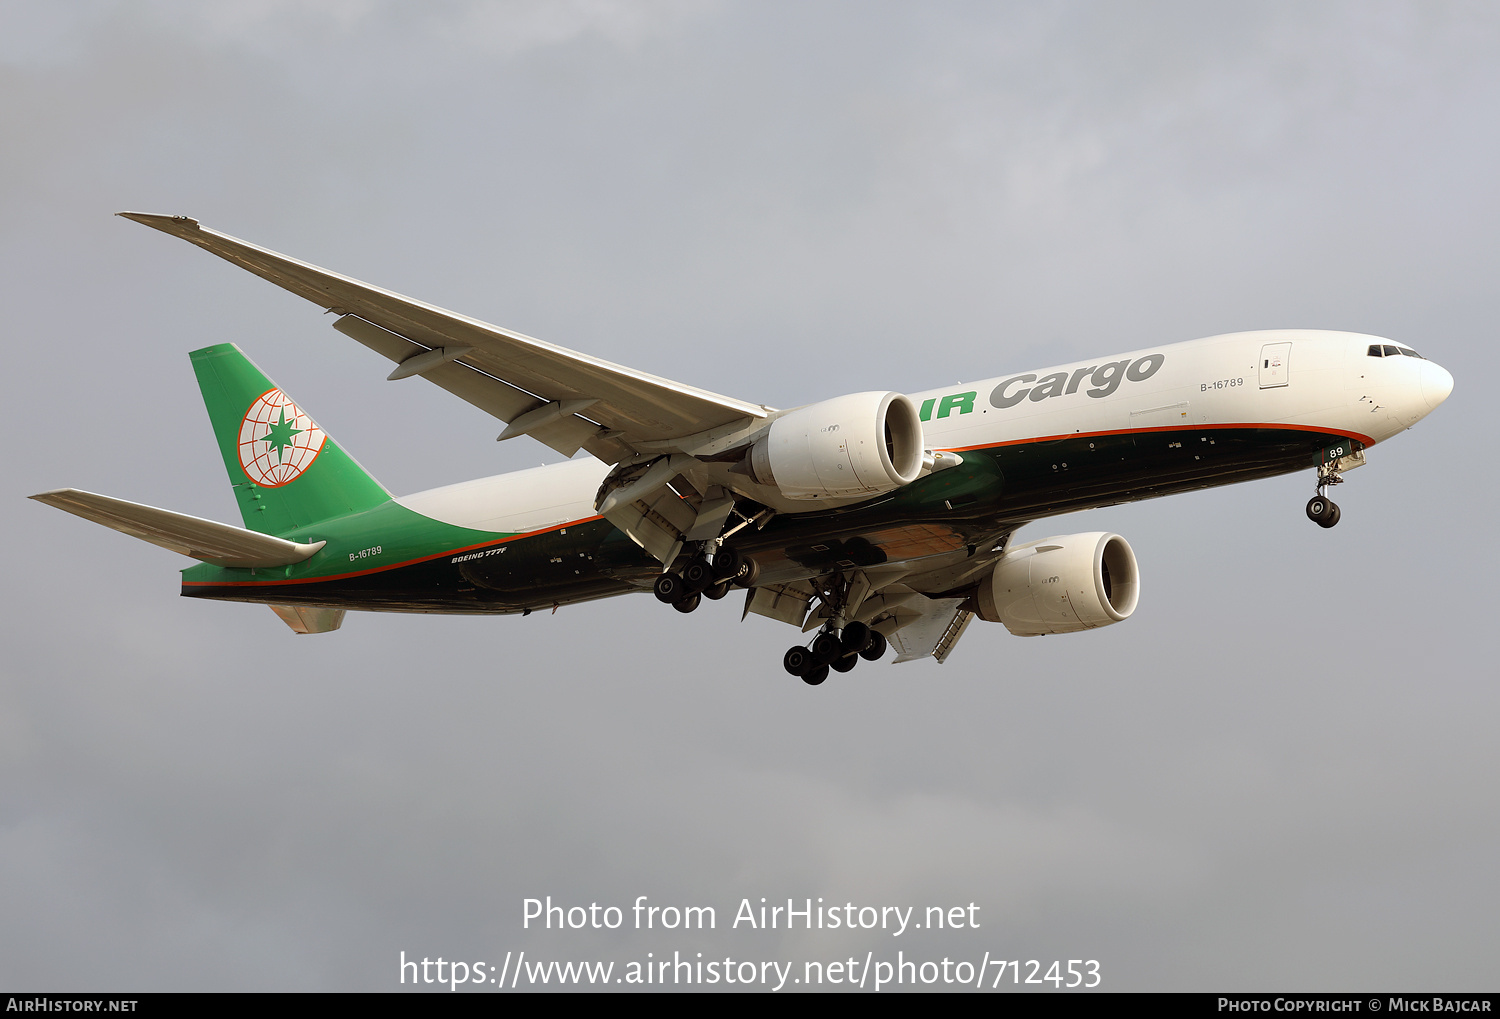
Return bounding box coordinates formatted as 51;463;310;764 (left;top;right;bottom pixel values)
118;213;769;462
30;489;326;568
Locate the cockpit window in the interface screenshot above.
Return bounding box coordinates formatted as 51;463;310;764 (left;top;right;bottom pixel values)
1366;343;1426;359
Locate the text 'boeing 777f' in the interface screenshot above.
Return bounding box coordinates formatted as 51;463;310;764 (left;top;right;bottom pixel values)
32;214;1454;685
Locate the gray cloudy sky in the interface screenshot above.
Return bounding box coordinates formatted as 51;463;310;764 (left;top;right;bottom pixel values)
3;0;1497;992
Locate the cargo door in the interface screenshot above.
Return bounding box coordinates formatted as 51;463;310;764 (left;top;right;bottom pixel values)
1259;342;1291;388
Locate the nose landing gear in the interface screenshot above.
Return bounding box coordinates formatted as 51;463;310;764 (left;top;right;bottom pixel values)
1306;441;1365;529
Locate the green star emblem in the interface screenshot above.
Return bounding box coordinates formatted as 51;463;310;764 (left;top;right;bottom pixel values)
259;407;303;463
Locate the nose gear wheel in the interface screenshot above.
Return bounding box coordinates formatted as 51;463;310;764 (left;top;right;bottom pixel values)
1306;496;1341;528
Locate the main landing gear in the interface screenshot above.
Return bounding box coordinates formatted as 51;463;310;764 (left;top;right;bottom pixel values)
653;545;760;613
782;621;889;686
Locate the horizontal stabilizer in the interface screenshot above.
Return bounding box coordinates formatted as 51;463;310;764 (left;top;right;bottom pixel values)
30;489;326;568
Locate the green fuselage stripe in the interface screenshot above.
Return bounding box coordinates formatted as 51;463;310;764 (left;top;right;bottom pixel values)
180;422;1354;613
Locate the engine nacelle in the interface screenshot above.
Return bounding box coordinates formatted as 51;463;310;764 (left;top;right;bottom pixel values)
742;391;925;500
975;532;1140;636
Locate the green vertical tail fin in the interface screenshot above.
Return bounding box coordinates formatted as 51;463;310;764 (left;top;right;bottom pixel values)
191;344;390;535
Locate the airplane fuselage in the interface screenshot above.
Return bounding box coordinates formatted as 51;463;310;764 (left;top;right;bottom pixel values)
178;329;1451;614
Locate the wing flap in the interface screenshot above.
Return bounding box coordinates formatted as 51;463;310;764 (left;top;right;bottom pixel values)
120;214;766;451
744;582;815;627
599;487;696;566
30;489;325;568
886;596;971;664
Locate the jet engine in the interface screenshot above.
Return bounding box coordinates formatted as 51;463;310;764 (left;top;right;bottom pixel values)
738;391;925;500
975;532;1140;636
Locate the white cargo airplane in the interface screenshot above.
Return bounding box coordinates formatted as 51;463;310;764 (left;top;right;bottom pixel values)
31;214;1454;684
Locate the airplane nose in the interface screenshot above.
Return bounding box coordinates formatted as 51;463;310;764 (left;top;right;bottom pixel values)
1421;360;1454;410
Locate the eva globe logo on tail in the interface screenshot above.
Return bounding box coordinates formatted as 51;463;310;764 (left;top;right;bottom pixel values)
237;388;326;487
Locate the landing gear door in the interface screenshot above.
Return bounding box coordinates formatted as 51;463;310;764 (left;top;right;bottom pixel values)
1259;342;1291;388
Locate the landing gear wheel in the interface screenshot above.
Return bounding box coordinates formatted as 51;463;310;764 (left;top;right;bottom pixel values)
802;664;828;686
672;593;700;613
653;573;684;603
710;546;743;581
784;646;811;676
681;557;714;591
1306;496;1340;527
703;581;731;600
840;621;871;655
730;558;760;589
859;631;888;661
811;632;842;663
831;655;857;673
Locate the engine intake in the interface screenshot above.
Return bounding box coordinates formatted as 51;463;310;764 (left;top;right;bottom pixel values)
742;391;925;500
976;532;1140;636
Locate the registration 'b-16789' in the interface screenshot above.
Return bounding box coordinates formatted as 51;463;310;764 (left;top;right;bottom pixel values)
32;214;1454;685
